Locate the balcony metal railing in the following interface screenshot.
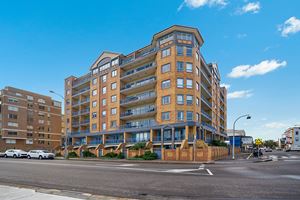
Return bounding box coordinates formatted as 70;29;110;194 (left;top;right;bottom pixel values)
120;91;156;105
80;119;90;125
121;62;155;78
201;122;216;132
119;121;157;129
88;140;102;145
126;138;150;144
72;98;90;107
201;69;211;84
121;48;157;66
120;106;156;117
80;108;90;114
72;73;91;88
121;76;156;91
72;87;90;96
201;95;212;108
201;109;212;120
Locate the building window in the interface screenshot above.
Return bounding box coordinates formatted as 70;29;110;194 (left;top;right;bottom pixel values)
111;82;117;90
6;139;16;144
161;63;171;73
186;79;193;89
102;99;106;106
102;110;106;117
162;112;170;121
8;122;18;127
161;80;171;89
111;70;117;77
161;48;171;58
296;131;299;135
91;123;96;130
8;131;17;136
177;95;184;105
196;97;199;106
8;114;17;119
102;86;107;94
177;111;184;121
186;95;193;105
101;75;107;83
8;106;18;112
196;52;199;61
110;120;117;128
196;113;200;121
177;61;184;72
177;32;192;41
186;47;192;56
92;68;99;75
92;101;97;107
186;63;193;73
196;67;199;76
92;89;97;96
92;78;97;85
102;123;106;130
92;112;97;119
196;82;199;91
111;95;117;103
162;95;171;105
111;59;119;66
8;98;18;103
177;46;183;56
187;111;193;121
177;78;184;88
111;108;117;115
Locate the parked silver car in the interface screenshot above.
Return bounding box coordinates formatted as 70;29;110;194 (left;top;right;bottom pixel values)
27;150;55;159
4;149;28;158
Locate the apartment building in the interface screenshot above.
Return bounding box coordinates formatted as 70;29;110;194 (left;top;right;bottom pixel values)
65;25;227;157
282;126;300;151
0;87;62;152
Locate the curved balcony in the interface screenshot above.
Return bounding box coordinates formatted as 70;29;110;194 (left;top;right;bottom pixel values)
120;77;156;95
121;62;157;82
120;91;156;108
120;106;156;120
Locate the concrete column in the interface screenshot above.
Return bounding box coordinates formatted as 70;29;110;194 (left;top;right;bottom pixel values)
171;127;175;149
185;125;189;140
193;126;197;140
102;134;106;145
150;129;153;142
124;132;128;144
161;128;164;151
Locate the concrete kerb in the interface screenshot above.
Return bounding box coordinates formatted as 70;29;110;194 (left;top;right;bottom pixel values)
55;157;216;165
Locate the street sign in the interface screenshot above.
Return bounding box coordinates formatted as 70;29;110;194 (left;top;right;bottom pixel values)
255;138;263;146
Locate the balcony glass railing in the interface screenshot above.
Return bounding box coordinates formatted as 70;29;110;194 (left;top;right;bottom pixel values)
120;91;156;105
121;77;156;91
80;108;90;114
121;48;157;65
122;62;155;78
74;140;86;146
119;120;157;129
126;138;150;143
201;122;216;132
72;73;91;88
201;109;212;120
152;136;161;143
88;140;102;145
72;98;90;107
80;119;90;125
201;69;211;84
201;95;212;108
120;106;156;117
105;139;124;144
72;87;90;96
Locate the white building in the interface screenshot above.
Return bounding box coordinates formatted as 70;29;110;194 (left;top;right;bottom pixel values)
282;126;300;151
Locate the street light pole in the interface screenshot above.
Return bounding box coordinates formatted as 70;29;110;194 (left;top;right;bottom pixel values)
232;114;251;160
49;90;68;159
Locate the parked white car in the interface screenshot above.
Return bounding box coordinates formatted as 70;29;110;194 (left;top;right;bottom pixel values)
4;149;28;158
27;150;55;159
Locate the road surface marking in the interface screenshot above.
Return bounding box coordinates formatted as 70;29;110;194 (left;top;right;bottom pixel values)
199;164;205;169
165;169;203;173
206;169;213;175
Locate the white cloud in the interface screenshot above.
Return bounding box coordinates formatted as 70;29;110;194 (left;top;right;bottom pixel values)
237;33;247;39
278;16;300;37
227;90;253;99
178;0;228;11
264;122;288;129
220;83;230;89
228;59;287;78
236;2;260;15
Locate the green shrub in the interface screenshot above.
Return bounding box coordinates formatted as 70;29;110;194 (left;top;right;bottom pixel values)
142;151;158;160
117;153;125;159
129;142;146;150
55;152;62;157
212;140;227;147
82;150;96;158
103;152;118;158
67;151;78;158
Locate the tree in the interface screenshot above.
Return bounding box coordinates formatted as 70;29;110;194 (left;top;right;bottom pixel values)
264;140;277;149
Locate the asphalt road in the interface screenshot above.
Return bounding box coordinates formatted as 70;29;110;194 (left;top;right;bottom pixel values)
0;151;300;200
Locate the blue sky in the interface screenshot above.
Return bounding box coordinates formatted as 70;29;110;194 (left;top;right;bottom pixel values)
0;0;299;140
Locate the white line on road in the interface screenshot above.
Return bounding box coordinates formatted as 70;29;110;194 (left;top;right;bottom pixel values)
206;169;213;176
199;164;205;169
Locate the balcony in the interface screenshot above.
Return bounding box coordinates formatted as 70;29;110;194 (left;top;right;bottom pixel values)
126;138;150;144
201;83;212;98
120;106;156;120
88;140;102;146
105;139;124;145
152;136;161;143
72;122;80;127
80;119;90;126
73;141;86;146
72;74;91;88
120;91;156;107
201;122;216;132
201;95;212;109
72;87;90;97
120;76;156;95
119;121;157;130
80;108;90;115
72;98;90;107
201;69;212;85
220;114;225;121
201;109;212;121
121;62;157;82
120;47;157;68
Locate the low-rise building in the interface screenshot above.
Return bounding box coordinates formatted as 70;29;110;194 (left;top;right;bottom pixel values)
0;86;62;152
282;126;300;151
